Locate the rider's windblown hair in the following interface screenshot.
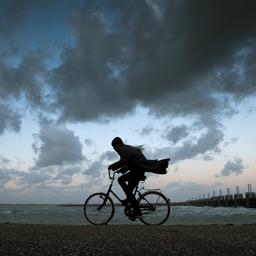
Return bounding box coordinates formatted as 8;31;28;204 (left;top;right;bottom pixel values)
133;145;144;152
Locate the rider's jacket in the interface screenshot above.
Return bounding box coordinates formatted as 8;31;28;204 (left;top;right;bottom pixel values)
109;144;170;175
108;144;146;174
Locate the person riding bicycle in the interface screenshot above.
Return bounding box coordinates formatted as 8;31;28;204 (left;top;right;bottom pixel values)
108;137;146;218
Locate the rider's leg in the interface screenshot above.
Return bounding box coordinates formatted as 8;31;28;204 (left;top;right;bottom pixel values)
118;172;134;203
118;172;141;215
127;176;142;216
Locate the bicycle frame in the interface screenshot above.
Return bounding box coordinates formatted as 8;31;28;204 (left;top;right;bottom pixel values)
105;170;156;208
106;176;123;204
104;170;125;204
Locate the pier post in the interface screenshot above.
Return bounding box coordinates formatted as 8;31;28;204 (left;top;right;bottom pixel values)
234;186;244;207
245;184;256;208
211;190;217;207
217;189;225;206
225;188;234;207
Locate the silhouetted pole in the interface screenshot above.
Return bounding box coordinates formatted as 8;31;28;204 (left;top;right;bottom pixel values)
234;186;243;207
245;184;256;207
225;187;233;206
211;190;217;207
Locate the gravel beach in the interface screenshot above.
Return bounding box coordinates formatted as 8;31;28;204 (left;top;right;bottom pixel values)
1;224;256;256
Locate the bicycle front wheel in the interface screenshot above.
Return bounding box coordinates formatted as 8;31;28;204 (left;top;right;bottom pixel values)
84;192;115;225
138;191;170;225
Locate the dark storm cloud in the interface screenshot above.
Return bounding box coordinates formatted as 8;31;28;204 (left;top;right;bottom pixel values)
171;125;224;163
140;126;156;136
20;166;75;186
84;138;94;146
0;103;21;134
0;50;49;136
33;123;84;167
0;0;57;36
165;125;189;144
84;150;117;177
47;0;256;122
0;151;82;188
0;168;12;185
20;171;51;185
100;150;117;161
53;166;79;185
0;1;49;125
0;0;57;61
0;158;27;187
216;157;245;177
0;50;48;107
125;0;256;97
84;160;103;177
146;119;224;163
1;0;256;123
0;0;66;135
0;0;256;153
148;129;223;163
0;0;30;37
50;9;136;121
0;155;9;165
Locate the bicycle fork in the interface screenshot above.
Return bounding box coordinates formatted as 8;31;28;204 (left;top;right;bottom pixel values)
98;181;114;210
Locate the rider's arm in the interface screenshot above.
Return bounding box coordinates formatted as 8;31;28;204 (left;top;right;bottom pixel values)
108;146;132;171
108;159;127;171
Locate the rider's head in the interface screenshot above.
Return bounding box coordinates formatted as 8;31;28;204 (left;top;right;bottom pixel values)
111;137;124;152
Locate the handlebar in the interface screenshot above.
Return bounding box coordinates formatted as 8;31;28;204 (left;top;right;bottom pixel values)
108;169;120;180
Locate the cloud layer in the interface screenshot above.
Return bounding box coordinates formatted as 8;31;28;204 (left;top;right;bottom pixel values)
33;123;84;167
217;157;245;177
48;0;256;123
0;103;21;134
0;0;255;126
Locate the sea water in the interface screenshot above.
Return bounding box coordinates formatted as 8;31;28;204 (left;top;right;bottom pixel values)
1;204;256;225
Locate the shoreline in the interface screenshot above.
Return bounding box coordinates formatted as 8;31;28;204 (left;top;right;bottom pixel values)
1;224;256;255
1;222;256;225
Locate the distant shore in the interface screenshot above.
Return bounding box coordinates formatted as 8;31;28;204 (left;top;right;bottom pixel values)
1;224;256;255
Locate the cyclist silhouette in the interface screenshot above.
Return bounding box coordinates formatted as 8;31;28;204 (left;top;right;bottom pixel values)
108;137;146;217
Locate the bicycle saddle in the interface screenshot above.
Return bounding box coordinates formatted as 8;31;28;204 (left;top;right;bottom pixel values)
139;175;146;181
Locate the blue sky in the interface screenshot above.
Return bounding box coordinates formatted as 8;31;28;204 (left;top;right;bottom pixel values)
0;0;256;203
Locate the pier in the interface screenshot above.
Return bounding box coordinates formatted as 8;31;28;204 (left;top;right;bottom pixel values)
173;184;256;208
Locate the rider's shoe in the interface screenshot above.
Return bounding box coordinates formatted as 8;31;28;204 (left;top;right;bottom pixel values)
128;213;142;221
134;213;142;218
133;209;142;218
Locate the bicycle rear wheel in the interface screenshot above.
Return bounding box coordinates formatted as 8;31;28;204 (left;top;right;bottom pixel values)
137;191;170;225
84;192;115;225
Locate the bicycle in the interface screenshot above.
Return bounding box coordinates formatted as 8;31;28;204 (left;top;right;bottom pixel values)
84;169;171;225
